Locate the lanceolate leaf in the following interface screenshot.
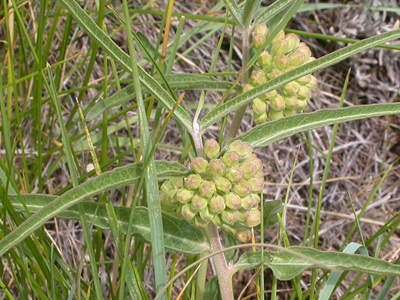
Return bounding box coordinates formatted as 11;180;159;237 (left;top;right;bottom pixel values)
225;103;400;150
87;74;240;121
4;195;208;255
0;161;191;257
235;247;400;281
59;0;193;131
201;29;400;130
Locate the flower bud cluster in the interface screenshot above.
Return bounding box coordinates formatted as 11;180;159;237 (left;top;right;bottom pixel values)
159;139;264;242
249;27;318;124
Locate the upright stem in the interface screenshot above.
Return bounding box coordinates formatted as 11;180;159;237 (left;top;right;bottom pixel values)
204;224;234;300
226;28;251;142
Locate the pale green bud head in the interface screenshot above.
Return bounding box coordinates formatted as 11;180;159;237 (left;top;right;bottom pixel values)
249;70;267;86
306;75;318;90
191;195;208;212
227;140;253;159
241;195;254;210
194;216;209;228
170;178;184;189
271;30;285;43
208;159;226;177
199;206;215;221
225;192;242;211
167;190;179;203
185;174;202;190
252;24;269;37
296;86;312;101
198;180;216;198
226;167;245;183
160;193;177;212
161;180;173;195
265;90;278;101
212;214;222;226
239;161;257;180
296;74;311;85
258;50;272;66
232;180;252;198
237;210;249;223
268;109;284;121
243;83;255;93
250;193;261;206
296;100;308;111
283;108;297;117
282;81;301;96
288;51;306;67
175;188;195;204
270;95;286;112
271;39;289;56
180;203;197;221
247;154;263;171
252;98;267;115
285;33;300;52
204;139;220;159
267;69;282;80
235;229;252;243
244;209;261;227
296;43;312;60
222;151;240;168
262;64;275;74
253;112;268;125
273;55;290;70
252;34;267;49
221;209;238;225
247;177;264;193
209;194;226;214
191;157;208;174
284;95;299;110
215;176;232;194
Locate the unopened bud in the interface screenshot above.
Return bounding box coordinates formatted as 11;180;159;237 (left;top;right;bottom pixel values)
272;30;285;43
198;180;216;198
191;157;208;174
204;139;220;159
243;83;255;93
285;33;300;52
191;195;208;212
239;161;257;180
252;34;267;49
212;214;222;226
297;86;312;101
270;95;286;112
296;100;308;111
175;188;195;204
273;55;290;70
235;229;252;243
185;174;202;190
284;95;299;110
296;74;311;85
228;140;253;159
244;209;261;227
247;177;264;193
250;194;261;206
271;39;289;56
283;108;296;117
306;75;318;90
160;193;176;212
225;192;242;211
181;203;197;220
296;43;312;60
226;167;245;183
247;155;263;171
233;180;252;197
161;180;173;195
267;69;282;80
209;194;226;214
209;159;225;177
170;178;184;189
282;81;301;96
258;50;272;66
268;109;284;121
215;177;232;194
252;24;269;37
252;98;267;115
249;70;266;86
288;51;306;67
241;195;254;210
237;210;249;223
194;216;209;228
222;151;240;168
221;209;238;225
253;112;268;125
199;206;215;221
265;89;278;100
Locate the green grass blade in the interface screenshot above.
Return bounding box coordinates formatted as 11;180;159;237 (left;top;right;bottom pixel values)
254;0;299;25
225;103;400;149
201;29;400;130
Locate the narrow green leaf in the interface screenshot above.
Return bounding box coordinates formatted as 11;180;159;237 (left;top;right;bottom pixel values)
201;29;400;130
226;103;400;150
59;0;193;132
0;161;190;257
228;0;243;27
263;200;283;229
253;0;296;26
4;195;208;255
86;74;239;121
242;0;261;29
236;247;400;281
136;32;156;62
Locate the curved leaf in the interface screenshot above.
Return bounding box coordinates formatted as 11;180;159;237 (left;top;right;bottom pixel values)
4;195;207;255
235;247;400;281
201;29;400;130
59;0;193;131
225;103;400;150
87;74;239;121
0;161;191;256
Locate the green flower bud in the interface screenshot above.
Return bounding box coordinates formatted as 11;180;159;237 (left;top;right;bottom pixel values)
239;161;257;180
170;178;184;189
296;42;312;60
237;210;249;223
241;195;254;210
282;81;301;96
252;24;269;37
222;151;240;168
221;209;238;225
204;139;220;159
212;214;222;226
288;51;306;67
191;157;208;174
270;95;286;112
250;194;261;206
185;174;203;190
262;64;275;74
243;83;255;93
232;180;252;197
198;180;216;198
247;155;263;171
283;108;296;117
175;188;195;204
214;177;232;194
249;70;266;86
161;180;173;195
268;109;284;121
271;30;285;43
296;74;311;85
199;206;215;221
296;100;308;111
208;159;225;177
273;55;290;70
180;203;197;220
271;39;289;56
265;89;278;100
285;33;300;52
235;229;252;243
167;190;179;203
252;34;267;49
225;192;242;211
228;140;252;160
160;193;177;212
194;216;209;228
306;75;318;90
267;69;282;80
226;167;245;183
244;209;261;227
252;98;267;115
209;194;226;214
284;95;299;110
253;112;268;125
191;195;208;212
247;177;264;193
258;50;272;66
296;85;312;101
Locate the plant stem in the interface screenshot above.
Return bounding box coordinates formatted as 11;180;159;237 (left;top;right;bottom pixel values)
204;224;234;300
226;28;251;142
